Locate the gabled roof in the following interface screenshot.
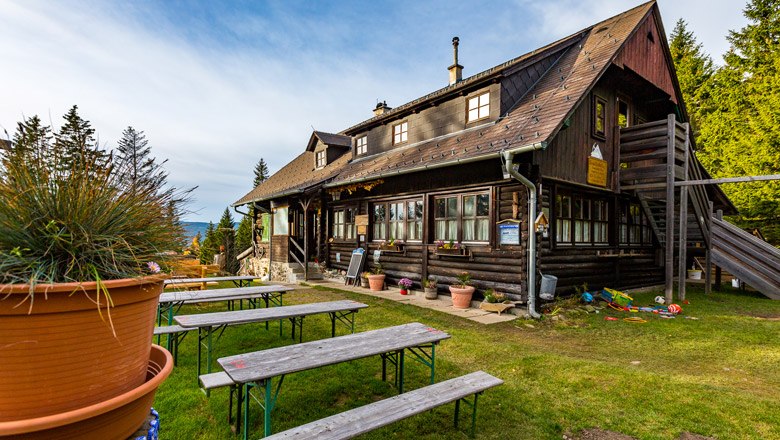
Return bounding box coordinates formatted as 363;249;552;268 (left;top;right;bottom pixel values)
326;1;656;187
232;151;350;206
306;131;351;152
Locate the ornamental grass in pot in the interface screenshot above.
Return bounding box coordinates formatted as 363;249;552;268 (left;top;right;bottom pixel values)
0;109;188;425
449;271;475;309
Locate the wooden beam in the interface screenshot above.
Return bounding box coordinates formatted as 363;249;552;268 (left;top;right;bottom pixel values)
705;201;713;295
674;174;780;186
677;122;690;302
665;114;675;303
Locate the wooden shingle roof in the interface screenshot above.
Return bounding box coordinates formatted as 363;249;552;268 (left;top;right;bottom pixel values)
326;1;655;188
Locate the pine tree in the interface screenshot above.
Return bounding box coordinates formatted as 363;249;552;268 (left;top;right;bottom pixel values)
669;19;715;136
200;222;217;264
115;126;167;192
215;208;238;273
55;105;107;172
7;116;52;168
697;0;780;243
235;215;253;254
253;158;269;187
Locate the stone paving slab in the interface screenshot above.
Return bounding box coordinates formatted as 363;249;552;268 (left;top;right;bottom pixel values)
301;279;518;325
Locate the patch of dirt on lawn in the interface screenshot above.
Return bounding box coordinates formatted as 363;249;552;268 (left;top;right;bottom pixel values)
678;433;716;440
564;429;636;440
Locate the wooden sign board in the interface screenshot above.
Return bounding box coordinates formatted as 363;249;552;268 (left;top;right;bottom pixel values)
587;157;608;187
355;215;369;235
345;248;366;286
355;215;369;226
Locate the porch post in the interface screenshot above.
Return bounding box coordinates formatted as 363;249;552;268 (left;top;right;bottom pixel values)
705;201;713;295
677;122;690;301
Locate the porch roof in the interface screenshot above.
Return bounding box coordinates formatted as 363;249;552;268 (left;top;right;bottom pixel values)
232;151;350;206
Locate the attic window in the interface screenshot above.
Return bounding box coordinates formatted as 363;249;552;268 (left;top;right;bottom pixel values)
592;95;606;139
647;31;655;43
467;92;490;122
393;121;408;145
316;150;326;168
595;26;608;34
356;136;367;155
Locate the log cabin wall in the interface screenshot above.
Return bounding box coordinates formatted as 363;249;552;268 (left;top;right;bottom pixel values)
326;160;529;300
270;235;288;263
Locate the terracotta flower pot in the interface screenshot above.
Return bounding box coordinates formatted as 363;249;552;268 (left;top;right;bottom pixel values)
0;275;165;421
449;285;476;309
0;344;173;440
368;274;385;291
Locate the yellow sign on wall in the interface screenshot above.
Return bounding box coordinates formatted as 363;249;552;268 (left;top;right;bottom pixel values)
355;215;369;235
587;157;608;187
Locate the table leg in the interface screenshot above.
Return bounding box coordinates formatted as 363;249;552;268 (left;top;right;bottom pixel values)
330;312;336;338
399;349;405;394
263;379;273;438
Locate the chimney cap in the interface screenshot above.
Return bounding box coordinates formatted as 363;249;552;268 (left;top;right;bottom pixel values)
452;36;459;44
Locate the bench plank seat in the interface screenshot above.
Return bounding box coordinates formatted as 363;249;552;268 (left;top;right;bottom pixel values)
153;325;191;335
265;371;503;440
200;371;236;390
173;300;367;328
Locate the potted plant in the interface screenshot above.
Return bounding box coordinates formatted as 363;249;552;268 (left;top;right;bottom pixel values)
0;110;185;435
449;271;475;309
423;276;438;300
398;278;413;295
379;238;402;251
480;289;514;314
360;271;371;288
435;239;462;255
368;264;386;291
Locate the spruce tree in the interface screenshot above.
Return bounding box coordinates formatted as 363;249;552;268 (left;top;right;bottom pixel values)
697;0;780;243
55;105;107;172
253;158;269;187
115;126;167;192
200;222;217;265
669;19;715;136
215;208;239;273
8;116;52;168
235;215;253;253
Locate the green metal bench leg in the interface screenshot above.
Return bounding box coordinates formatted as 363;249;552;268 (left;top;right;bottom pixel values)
398;349;405;394
453;393;481;438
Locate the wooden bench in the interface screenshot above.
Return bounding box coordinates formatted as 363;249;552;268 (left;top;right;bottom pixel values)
153;325;193;365
264;371;503;439
200;372;243;431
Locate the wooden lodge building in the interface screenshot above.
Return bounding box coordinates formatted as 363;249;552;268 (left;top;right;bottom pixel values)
234;1;741;309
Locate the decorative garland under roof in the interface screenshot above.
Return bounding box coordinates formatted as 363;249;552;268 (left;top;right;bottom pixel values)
327;179;384;196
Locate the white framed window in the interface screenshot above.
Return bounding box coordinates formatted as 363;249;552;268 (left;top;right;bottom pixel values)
273;206;289;236
393;121;408;145
315;150;326;168
356;136;367;155
467;92;490;122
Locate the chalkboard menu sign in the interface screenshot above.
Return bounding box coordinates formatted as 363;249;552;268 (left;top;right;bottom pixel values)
345;248;366;286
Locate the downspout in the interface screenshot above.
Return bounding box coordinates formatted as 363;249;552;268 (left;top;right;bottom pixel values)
502;145;545;319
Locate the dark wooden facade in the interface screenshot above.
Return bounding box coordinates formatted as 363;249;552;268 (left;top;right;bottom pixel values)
237;2;736;300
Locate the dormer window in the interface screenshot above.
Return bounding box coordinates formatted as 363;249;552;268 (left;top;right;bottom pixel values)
467;92;490;122
393;122;408;145
315;150;326;168
356;136;367;155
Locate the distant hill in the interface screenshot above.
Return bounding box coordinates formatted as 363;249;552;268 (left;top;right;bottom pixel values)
182;222;209;242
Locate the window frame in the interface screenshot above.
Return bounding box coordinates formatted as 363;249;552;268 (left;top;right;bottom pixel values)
619;201;653;247
356;135;367;155
371;197;423;242
315;149;326;168
554;190;611;247
331;206;356;241
467;92;490;123
592;95;607;140
392;121;408;145
432;190;491;244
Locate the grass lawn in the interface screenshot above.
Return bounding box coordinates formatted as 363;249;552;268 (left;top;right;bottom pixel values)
153;283;780;439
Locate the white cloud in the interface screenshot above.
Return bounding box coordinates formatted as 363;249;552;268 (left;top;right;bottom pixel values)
0;0;748;221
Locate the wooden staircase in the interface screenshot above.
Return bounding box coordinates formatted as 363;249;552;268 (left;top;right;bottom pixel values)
620;114;779;300
711;217;780;299
619;115;710;301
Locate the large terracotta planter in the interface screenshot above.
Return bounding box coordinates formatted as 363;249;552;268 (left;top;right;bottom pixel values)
0;275;165;421
0;344;173;440
368;274;386;291
449;285;475;309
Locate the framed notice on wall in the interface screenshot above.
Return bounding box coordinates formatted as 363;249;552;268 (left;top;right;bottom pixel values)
497;220;521;245
587;156;608;187
355;214;369;235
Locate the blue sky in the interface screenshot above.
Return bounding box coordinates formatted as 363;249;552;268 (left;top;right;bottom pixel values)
0;0;748;222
